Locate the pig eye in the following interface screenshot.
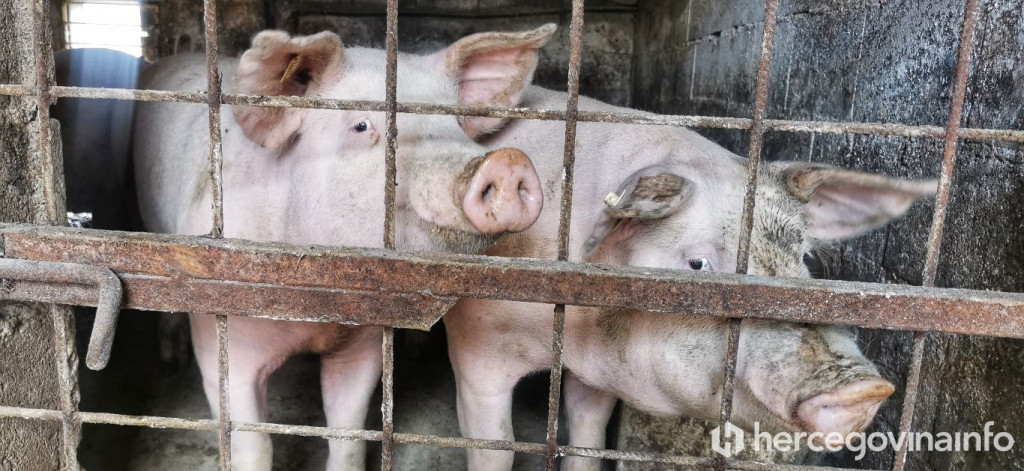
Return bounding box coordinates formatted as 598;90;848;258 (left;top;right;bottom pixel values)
688;257;711;271
353;120;371;133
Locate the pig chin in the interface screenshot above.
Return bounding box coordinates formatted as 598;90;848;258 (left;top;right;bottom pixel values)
399;216;502;254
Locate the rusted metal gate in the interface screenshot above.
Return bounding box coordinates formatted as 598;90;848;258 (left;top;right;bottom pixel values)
2;0;1024;470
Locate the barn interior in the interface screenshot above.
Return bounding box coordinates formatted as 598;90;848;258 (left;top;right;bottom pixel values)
23;0;1024;470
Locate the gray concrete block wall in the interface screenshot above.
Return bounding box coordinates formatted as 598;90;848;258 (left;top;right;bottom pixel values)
1;0;75;468
624;0;1024;469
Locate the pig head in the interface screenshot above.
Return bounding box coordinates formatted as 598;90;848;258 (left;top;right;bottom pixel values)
583;161;936;440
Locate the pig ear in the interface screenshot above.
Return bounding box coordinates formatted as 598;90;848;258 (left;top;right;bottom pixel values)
779;163;937;240
231;30;345;149
440;24;557;139
583;166;692;257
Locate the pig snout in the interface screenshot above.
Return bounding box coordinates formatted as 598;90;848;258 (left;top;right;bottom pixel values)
796;376;895;442
461;148;543;234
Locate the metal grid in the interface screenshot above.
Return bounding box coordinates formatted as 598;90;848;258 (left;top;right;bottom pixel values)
0;0;1016;469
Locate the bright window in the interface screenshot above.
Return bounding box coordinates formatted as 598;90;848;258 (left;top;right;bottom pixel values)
64;0;145;57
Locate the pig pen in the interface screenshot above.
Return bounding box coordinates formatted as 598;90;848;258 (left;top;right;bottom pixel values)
1;0;1023;470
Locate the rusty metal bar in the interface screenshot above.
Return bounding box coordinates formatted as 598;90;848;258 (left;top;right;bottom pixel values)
894;0;981;469
32;0;59;226
0;83;33;96
5;225;1024;338
893;331;927;471
8;85;1017;142
216;314;232;471
203;0;225;238
0;404;883;471
544;1;586;468
718;3;780;470
0;258;123;370
380;0;400;469
50;303;80;471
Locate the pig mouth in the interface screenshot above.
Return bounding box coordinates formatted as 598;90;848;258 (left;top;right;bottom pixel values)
430;223;503;254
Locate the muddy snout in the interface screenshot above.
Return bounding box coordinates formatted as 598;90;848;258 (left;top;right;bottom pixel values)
461;148;543;234
796;376;895;443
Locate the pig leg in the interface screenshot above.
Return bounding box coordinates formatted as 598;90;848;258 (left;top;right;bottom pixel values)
562;373;617;471
192;314;277;471
321;326;384;471
454;372;517;471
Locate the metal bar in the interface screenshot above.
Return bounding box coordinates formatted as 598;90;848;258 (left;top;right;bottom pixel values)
32;0;59;226
216;314;232;470
6;225;1024;338
0;405;884;471
718;3;780;470
892;331;926;471
0;83;33;96
545;1;586;468
380;0;400;469
203;0;225;238
50;303;81;471
12;86;1019;142
894;0;982;469
0;258;122;370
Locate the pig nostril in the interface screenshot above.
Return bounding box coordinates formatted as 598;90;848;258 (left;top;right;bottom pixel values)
481;183;495;203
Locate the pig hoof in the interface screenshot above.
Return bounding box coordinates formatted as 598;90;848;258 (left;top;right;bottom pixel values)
797;377;895;441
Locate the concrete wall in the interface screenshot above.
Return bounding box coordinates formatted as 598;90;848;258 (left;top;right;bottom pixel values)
0;0;75;469
622;0;1024;469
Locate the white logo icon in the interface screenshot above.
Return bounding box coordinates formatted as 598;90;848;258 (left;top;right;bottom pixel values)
711;421;745;458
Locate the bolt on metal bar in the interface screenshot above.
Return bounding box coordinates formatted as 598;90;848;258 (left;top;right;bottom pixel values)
544;1;586;469
216;314;232;470
717;1;780;470
380;0;400;469
894;0;981;469
203;0;225;238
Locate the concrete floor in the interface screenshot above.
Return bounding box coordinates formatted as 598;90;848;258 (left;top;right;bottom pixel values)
74;309;562;471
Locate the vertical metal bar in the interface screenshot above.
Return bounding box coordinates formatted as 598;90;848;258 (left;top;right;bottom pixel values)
32;0;58;224
717;2;779;470
545;1;585;469
894;0;980;469
217;315;232;470
204;0;225;238
381;326;396;471
51;305;81;471
34;0;80;467
383;0;399;251
380;0;399;470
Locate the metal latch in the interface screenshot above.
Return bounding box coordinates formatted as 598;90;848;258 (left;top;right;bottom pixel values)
0;258;123;370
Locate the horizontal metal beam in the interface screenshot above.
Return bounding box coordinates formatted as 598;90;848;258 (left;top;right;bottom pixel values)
2;224;1023;338
0;405;879;471
0;85;1017;143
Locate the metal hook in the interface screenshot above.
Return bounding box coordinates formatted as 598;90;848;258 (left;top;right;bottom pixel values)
0;258;123;370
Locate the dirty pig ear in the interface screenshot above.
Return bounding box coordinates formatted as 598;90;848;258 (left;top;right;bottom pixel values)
583;166;691;258
440;24;557;139
778;163;937;241
231;30;344;149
